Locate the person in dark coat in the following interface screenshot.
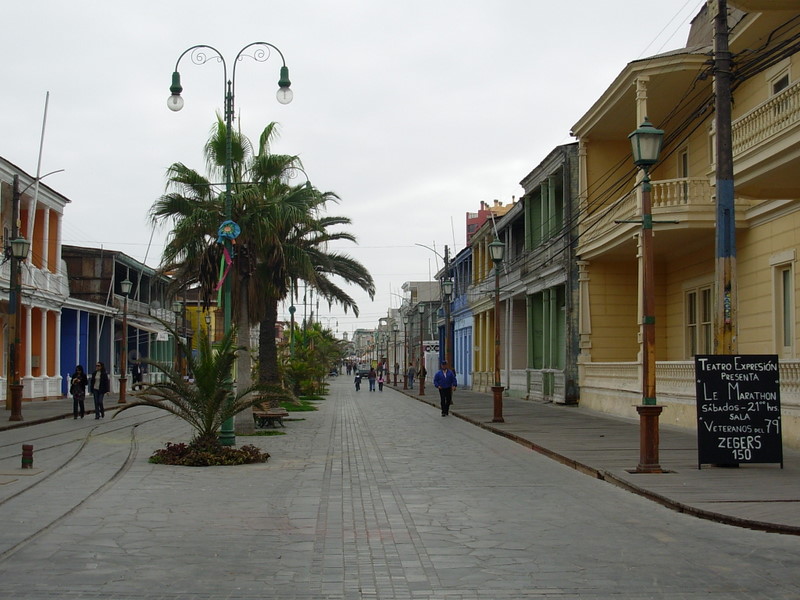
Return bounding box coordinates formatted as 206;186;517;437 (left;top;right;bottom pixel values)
70;365;88;419
89;361;110;419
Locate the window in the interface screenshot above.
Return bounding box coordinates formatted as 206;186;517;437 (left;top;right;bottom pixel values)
686;285;712;357
775;263;794;357
773;73;789;95
772;72;790;117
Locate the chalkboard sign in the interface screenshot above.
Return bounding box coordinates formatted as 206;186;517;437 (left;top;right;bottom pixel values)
695;355;782;468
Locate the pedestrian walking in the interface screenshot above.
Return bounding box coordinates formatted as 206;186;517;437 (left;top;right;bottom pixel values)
70;365;88;419
368;368;377;392
131;362;144;391
354;373;361;391
378;373;384;391
433;360;457;416
90;361;110;419
407;364;416;387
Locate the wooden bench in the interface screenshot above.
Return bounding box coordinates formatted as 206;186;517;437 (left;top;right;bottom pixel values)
253;406;290;428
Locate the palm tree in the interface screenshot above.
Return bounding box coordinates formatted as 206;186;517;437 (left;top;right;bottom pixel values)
114;324;263;442
151;117;375;412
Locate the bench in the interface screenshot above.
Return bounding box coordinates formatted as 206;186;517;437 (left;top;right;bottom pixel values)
253;406;289;428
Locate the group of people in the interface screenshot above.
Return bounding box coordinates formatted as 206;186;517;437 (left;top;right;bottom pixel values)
352;359;458;418
69;362;109;419
69;361;146;419
354;368;388;392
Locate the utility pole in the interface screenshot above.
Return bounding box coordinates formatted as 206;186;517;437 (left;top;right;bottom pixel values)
713;0;737;354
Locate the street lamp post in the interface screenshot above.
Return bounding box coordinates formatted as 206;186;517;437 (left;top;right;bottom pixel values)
169;42;292;446
402;314;409;390
629;117;665;473
442;278;454;368
488;237;505;423
418;303;426;395
392;323;399;385
118;278;132;404
205;311;212;336
6;183;31;422
172;300;183;377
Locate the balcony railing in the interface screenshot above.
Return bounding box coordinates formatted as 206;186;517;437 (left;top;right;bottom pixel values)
732;79;800;156
580;177;713;247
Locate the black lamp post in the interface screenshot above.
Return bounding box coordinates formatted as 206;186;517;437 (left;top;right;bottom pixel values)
418;303;426;395
488;237;505;423
628;117;665;473
392;323;399;385
402;314;409;390
118;278;132;404
168;42;292;446
6;230;31;422
172;300;182;377
442;278;454;367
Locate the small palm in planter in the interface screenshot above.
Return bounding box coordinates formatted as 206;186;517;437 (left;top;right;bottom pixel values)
115;324;269;465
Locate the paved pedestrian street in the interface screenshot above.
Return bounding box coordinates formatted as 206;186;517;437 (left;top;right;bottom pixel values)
1;379;799;599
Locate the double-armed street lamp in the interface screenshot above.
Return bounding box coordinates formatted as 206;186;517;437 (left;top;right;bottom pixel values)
628;117;665;473
488;237;505;423
118;278;132;404
168;42;292;446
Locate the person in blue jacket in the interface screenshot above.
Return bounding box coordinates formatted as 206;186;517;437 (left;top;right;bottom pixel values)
433;360;457;416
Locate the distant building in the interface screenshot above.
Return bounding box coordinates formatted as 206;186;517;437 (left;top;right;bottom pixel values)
465;199;515;245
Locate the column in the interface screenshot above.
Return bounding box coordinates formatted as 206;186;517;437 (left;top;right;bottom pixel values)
40;308;48;377
24;305;33;379
42;209;51;271
577;261;592;359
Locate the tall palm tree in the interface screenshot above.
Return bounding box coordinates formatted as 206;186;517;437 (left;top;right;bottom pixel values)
151;118;374;411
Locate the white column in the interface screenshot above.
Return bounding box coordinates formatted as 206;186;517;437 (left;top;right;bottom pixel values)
24;305;33;378
42;209;51;271
55;309;62;385
40;308;48;377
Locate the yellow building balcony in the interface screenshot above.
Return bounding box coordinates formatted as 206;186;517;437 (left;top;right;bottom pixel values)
732;79;800;199
579;177;714;259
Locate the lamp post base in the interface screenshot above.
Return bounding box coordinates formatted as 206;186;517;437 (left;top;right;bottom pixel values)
491;386;505;423
634;405;664;473
118;376;128;404
419;377;425;396
9;383;24;421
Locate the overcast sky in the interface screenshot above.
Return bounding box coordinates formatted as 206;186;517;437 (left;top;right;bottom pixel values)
3;0;703;337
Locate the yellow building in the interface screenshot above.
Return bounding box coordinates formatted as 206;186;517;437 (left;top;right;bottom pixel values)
571;3;800;447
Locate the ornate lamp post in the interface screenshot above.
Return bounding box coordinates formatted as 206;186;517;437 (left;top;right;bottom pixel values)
288;304;296;357
172;300;183;377
168;42;292;446
205;311;212;336
402;314;409;390
442;277;454;368
629;117;665;473
118;278;132;404
488;237;505;423
418;303;426;395
6;227;31;422
392;323;399;385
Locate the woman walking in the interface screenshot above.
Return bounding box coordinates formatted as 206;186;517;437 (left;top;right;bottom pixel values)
70;365;88;419
90;361;110;419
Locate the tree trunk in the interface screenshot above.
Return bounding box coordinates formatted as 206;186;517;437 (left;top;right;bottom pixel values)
234;292;255;434
259;298;281;408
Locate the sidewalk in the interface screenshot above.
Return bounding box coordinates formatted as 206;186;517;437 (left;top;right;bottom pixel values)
3;386;800;535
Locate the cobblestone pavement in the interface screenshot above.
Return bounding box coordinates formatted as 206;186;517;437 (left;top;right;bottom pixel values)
0;379;799;599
